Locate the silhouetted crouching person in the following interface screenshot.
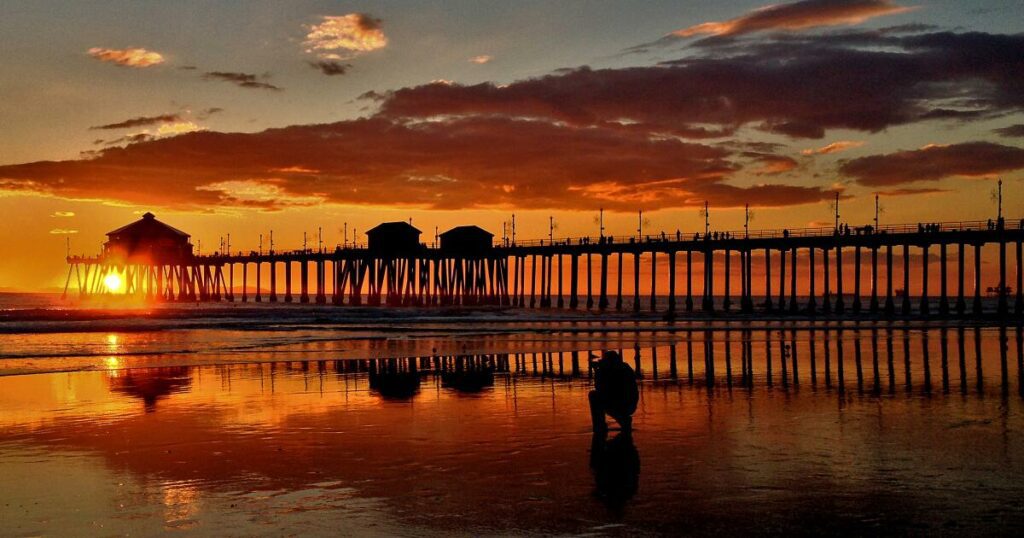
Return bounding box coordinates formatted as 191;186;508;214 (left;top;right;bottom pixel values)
589;350;639;432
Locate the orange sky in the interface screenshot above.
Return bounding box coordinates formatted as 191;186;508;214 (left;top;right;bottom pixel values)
0;0;1022;291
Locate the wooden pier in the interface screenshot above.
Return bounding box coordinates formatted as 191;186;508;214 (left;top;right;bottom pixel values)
65;218;1024;318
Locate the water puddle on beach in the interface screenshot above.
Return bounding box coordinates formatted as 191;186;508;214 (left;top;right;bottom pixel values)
2;326;1024;535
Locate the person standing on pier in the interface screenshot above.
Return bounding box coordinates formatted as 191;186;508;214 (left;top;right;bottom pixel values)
589;351;639;432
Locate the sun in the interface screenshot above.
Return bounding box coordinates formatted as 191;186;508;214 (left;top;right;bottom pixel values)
104;273;123;293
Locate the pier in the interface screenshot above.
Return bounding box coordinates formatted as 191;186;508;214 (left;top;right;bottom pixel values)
65;216;1024;318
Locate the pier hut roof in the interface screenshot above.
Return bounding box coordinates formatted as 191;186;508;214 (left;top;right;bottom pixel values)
106;212;190;240
439;225;493;239
366;221;422;235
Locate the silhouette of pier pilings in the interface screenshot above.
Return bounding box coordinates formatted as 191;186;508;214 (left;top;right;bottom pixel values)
65;219;1024;317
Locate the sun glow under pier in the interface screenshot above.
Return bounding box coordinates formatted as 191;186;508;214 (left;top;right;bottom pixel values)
65;217;1024;318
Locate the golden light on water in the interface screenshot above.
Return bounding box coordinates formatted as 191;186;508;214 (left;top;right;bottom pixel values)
103;273;122;293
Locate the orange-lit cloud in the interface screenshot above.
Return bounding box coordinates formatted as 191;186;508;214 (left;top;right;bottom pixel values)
50;211;75;217
801;140;865;155
751;154;799;175
673;0;914;38
0;116;831;211
49;228;78;234
304;13;387;60
469;55;493;64
87;47;165;68
840;142;1024;186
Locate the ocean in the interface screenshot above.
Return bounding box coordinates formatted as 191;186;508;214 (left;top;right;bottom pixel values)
1;292;1022;535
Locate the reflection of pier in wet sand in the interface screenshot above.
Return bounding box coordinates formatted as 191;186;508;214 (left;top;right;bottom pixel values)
176;325;1024;404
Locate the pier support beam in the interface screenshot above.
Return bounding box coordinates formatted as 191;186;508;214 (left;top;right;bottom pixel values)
807;246;817;314
973;243;983;315
789;247;798;313
901;244;911;315
870;247;879;313
835;243;844;314
686;250;694;312
649;251;657;312
764;247;772;311
632;252;640;313
703;248;714;312
599;253;609;310
255;262;262;302
615;253;623;311
668;251;677;315
853;245;862;314
723;248;731;312
269;260;278;302
920;244;930;316
956;243;966;314
939;243;949;315
822;247;831;313
884;244;895;315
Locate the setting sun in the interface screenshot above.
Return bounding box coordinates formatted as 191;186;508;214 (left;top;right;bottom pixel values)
103;273;122;293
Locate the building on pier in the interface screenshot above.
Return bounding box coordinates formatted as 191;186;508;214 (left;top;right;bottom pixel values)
366;221;422;255
103;212;193;264
440;225;493;256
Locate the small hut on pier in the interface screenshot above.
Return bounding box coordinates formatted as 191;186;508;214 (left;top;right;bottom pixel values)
366;221;422;255
440;225;494;256
103;212;193;264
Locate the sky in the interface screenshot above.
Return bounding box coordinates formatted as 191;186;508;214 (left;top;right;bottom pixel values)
0;0;1022;290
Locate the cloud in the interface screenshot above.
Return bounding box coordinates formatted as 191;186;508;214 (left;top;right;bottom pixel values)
203;72;282;91
994;124;1024;138
873;187;950;196
750;154;799;175
90;114;181;130
308;60;352;76
194;107;224;121
87;47;165;68
839;142;1024;186
50;211;75;217
156;122;203;136
49;229;78;235
304;13;387;60
801;140;865;155
375;30;1024;140
673;0;914;38
469;55;493;64
0;116;832;211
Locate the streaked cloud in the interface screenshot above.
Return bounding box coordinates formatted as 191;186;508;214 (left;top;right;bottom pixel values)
873;187;950;196
90;114;181;130
50;211;75;217
203;71;282;91
0;116;831;211
994;124;1024;138
801;140;865;155
469;55;493;64
304;13;387;60
840;142;1024;186
87;47;165;68
156;122;203;136
49;229;78;235
674;0;914;38
308;60;352;76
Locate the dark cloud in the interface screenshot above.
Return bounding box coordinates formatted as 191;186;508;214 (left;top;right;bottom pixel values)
203;71;282;91
374;30;1024;140
994;124;1024;138
309;60;352;76
0;117;831;211
90;114;181;130
840;142;1024;186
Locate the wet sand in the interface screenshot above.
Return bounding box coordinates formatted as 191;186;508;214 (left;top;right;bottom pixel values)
2;327;1023;535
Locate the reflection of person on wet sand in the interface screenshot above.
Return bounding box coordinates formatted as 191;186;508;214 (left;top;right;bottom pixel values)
590;430;640;510
589;350;639;432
